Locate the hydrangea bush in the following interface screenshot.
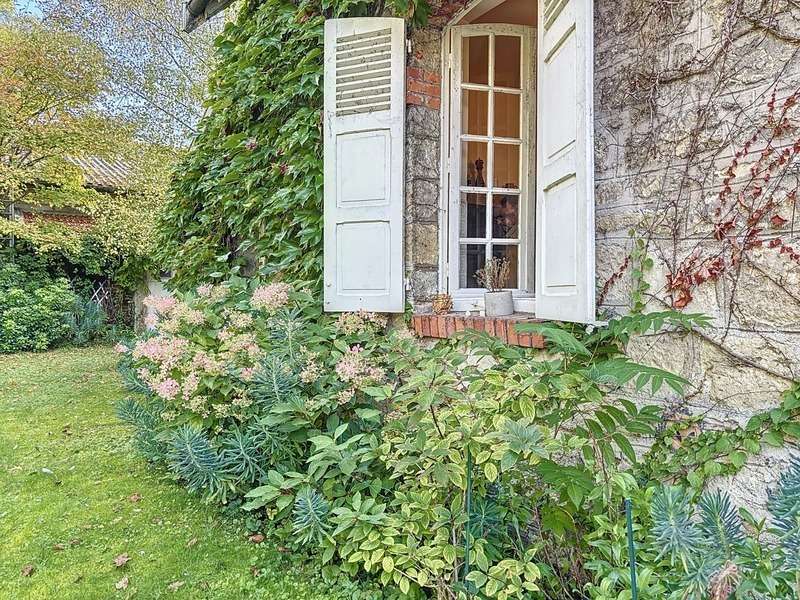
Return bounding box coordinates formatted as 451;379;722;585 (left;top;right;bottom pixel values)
120;277;763;599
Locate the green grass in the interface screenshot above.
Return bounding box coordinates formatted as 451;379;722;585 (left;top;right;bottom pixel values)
0;345;371;600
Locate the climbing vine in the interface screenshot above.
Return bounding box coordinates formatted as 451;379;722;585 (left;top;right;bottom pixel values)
158;0;430;291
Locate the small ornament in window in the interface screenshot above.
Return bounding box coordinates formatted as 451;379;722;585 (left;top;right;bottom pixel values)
432;293;453;315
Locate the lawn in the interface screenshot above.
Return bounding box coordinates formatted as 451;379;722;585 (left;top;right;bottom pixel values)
0;345;366;600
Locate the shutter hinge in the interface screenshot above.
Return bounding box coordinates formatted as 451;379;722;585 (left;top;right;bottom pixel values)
407;39;412;55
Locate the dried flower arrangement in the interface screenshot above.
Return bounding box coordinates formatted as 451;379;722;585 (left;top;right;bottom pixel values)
475;257;511;292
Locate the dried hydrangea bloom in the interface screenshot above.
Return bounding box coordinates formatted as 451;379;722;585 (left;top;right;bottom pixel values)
250;282;291;312
153;378;180;401
335;345;385;387
334;310;388;335
143;295;177;315
337;388;355;405
196;284;214;297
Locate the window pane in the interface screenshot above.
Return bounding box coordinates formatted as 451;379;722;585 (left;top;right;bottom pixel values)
461;89;488;136
493;143;520;189
495;36;521;88
462;36;489;85
492;244;519;288
459;244;486;288
494;92;520;139
492;194;519;239
460;193;487;239
461;141;488;187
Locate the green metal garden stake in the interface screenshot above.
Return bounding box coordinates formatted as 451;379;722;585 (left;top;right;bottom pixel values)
625;498;639;600
464;447;473;583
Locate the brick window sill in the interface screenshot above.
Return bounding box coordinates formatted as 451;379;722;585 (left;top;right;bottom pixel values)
411;313;545;348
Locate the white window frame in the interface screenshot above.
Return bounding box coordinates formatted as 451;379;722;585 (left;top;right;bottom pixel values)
440;24;536;313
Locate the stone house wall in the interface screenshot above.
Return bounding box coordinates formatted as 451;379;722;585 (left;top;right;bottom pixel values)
402;0;800;509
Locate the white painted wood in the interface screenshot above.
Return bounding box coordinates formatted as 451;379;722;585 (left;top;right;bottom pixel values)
323;18;405;313
535;0;595;323
445;24;535;310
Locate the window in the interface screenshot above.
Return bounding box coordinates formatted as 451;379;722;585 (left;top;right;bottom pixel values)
446;25;535;310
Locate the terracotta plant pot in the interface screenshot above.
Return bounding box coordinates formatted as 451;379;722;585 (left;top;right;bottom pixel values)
484;290;513;317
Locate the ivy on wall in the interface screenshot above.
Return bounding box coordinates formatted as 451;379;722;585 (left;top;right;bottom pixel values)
158;0;430;291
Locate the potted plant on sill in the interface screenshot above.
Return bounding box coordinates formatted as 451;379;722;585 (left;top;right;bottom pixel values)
476;257;513;317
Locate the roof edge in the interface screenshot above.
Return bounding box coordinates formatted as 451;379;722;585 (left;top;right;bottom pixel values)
184;0;236;32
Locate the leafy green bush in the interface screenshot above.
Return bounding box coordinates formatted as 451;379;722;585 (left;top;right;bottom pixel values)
118;276;719;598
0;263;76;353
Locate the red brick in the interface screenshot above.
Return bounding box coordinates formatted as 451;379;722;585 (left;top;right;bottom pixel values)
406;92;426;106
495;319;507;343
422;71;441;85
408;79;440;98
406;66;424;81
507;322;519;346
445;316;456;337
421;315;431;337
424;95;441;110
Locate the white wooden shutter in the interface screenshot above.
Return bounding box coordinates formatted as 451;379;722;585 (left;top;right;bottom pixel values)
323;18;406;313
535;0;596;323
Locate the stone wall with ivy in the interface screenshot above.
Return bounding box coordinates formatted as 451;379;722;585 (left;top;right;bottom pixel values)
593;0;800;510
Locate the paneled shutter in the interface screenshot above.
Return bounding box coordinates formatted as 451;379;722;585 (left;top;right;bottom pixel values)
323;18;406;313
535;0;596;323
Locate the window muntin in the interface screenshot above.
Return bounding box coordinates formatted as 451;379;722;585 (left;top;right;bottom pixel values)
454;27;528;290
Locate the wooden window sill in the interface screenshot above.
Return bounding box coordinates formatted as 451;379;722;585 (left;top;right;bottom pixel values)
411;313;545;348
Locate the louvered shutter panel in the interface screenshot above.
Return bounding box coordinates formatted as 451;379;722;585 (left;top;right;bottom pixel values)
323;18;406;313
535;0;596;323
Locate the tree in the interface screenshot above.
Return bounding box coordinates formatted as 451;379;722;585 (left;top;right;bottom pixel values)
0;15;129;204
0;12;168;285
37;0;222;146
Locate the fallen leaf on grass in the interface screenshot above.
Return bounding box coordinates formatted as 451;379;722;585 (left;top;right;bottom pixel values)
250;566;261;577
70;539;81;546
129;493;142;503
52;543;66;551
113;553;130;567
115;576;129;590
248;533;264;544
186;537;198;548
21;564;34;577
167;580;185;592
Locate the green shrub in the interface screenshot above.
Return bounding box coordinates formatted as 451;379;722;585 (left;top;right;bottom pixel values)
0;273;76;353
118;276;719;598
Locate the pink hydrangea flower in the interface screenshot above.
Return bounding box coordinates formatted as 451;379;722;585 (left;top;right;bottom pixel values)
153;378;180;401
143;295;177;315
251;282;291;312
240;367;256;381
114;343;129;354
197;284;214;297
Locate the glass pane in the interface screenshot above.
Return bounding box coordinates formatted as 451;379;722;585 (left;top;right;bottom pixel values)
459;244;486;288
495;36;521;88
460;193;487;239
492;244;519;288
492;194;519;239
461;141;488;187
493;143;520;189
494;92;520;139
461;89;489;136
462;36;489;85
